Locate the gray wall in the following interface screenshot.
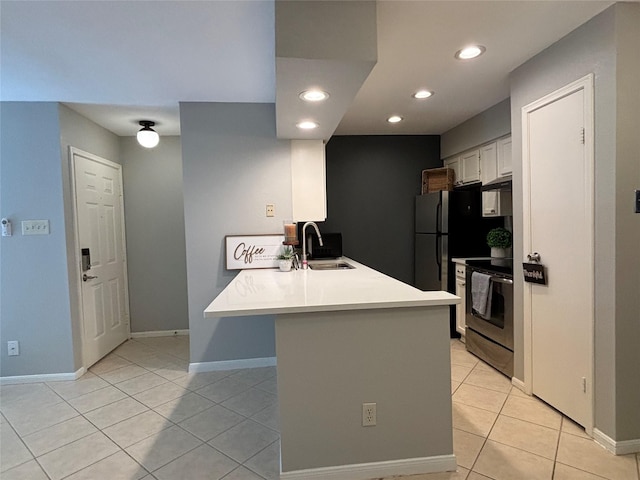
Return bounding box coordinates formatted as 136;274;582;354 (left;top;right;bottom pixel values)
323;135;441;285
59;104;121;371
120;136;189;333
1;102;74;376
510;3;639;442
0;103;119;376
180;103;291;364
612;3;640;442
440;99;511;158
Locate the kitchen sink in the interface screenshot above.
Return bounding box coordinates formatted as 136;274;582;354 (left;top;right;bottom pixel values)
308;261;355;270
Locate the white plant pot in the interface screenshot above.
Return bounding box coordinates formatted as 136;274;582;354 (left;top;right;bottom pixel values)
490;247;508;258
279;259;292;272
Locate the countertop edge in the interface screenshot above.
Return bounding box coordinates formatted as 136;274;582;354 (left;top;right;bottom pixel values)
204;258;460;318
205;294;460;318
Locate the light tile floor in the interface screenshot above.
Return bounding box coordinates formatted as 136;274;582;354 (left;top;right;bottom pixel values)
1;336;638;479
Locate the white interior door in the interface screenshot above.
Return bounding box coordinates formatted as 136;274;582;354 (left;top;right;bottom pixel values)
72;148;130;368
523;76;594;429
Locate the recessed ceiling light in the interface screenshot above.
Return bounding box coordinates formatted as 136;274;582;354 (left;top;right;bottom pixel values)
296;121;319;130
387;115;403;124
455;45;486;60
299;90;330;102
413;90;433;99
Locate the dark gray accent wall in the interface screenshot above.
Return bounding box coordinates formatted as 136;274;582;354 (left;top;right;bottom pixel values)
323;135;440;285
120;136;189;333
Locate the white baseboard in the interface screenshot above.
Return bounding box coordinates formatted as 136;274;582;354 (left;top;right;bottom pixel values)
593;428;640;455
189;356;276;373
280;455;457;480
511;376;531;395
0;367;86;385
130;329;189;338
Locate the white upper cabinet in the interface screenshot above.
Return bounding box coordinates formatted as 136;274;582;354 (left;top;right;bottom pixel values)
444;156;461;186
480;142;498;184
446;150;480;187
444;135;510;192
479;137;512;217
460;150;481;185
291;140;327;222
497;136;513;176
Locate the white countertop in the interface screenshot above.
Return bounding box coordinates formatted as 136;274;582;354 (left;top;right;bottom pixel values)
204;257;459;317
452;256;492;265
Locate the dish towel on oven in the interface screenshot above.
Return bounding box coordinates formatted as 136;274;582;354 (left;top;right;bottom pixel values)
471;271;493;319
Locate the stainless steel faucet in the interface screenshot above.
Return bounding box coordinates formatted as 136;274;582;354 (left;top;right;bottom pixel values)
301;221;323;270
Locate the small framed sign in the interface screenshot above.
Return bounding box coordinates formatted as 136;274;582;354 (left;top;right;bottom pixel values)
523;262;547;285
225;234;286;270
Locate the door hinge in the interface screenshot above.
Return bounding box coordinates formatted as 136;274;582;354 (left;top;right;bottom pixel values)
580;128;585;145
582;377;587;393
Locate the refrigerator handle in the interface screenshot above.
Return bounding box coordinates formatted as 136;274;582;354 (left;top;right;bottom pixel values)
436;234;442;280
436;201;442;234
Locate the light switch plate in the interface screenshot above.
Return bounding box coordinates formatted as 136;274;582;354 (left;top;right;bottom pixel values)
22;220;50;235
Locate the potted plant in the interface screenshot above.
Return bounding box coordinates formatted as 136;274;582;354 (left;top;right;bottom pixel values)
487;227;512;258
277;245;295;272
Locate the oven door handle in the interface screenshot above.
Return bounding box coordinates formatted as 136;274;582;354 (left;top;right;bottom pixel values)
490;276;513;285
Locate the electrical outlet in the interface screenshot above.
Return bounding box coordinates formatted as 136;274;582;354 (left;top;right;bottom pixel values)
7;341;19;356
362;402;377;426
266;204;275;217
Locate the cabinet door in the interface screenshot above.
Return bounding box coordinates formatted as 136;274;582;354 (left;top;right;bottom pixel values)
461;150;481;184
455;265;466;336
497;136;513;176
480;142;498;184
445;157;462;186
291;140;326;221
482;191;499;216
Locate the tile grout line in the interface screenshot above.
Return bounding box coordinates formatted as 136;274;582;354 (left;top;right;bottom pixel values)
35;343;169;479
63;340;186;478
462;380;509;478
86;340;271;478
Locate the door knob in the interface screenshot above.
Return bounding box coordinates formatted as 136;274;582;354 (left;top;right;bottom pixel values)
82;274;98;282
527;252;541;263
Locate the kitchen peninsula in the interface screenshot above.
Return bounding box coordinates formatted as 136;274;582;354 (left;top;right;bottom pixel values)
204;258;459;479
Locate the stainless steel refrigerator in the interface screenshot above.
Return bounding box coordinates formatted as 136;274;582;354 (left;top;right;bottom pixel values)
415;192;449;292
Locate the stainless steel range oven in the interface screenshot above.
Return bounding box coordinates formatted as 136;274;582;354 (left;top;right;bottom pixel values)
465;259;514;377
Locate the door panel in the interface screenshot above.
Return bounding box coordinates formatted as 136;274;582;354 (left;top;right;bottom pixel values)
73;149;129;368
415;234;441;291
525;85;592;428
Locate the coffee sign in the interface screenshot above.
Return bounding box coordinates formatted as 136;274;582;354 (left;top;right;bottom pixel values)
225;235;286;270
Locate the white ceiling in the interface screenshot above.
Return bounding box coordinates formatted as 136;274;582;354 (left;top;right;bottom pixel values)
0;1;615;138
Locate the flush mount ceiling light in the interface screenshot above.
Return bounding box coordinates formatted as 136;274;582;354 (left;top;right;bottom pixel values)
299;89;330;102
387;115;403;124
137;121;159;148
413;90;433;99
455;45;486;60
296;121;319;130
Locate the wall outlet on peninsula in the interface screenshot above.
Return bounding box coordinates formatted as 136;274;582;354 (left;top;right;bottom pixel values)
362;402;377;426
